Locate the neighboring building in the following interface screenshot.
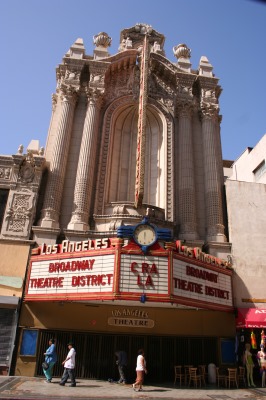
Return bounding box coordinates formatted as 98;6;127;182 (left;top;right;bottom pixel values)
229;134;266;184
225;134;266;362
0;141;45;375
223;159;234;181
15;24;235;382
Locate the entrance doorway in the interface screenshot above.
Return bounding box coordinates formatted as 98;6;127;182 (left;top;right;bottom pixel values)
36;330;218;383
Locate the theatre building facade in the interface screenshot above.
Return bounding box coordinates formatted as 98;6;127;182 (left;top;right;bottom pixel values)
15;24;236;381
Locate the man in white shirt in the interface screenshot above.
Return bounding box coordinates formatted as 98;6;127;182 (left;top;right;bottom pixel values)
59;342;76;387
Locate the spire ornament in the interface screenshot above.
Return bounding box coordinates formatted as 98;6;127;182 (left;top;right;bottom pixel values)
173;44;191;72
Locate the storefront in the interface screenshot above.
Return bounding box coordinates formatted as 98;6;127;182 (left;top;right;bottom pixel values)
235;308;266;368
16;231;235;381
0;241;33;376
0;296;19;375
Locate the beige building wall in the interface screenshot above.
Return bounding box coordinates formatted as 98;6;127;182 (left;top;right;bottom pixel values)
225;179;266;307
0;242;30;298
226;134;266;309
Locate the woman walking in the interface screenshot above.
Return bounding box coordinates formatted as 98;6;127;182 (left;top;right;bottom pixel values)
132;349;147;392
43;338;57;383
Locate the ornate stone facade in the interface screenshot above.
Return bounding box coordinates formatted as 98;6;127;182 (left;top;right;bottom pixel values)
33;23;230;258
0;147;45;240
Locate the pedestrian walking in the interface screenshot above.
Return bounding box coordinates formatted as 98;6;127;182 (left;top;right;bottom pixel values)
59;342;76;387
115;350;127;384
43;338;57;383
132;348;147;391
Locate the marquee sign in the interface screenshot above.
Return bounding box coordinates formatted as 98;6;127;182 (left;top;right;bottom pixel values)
173;258;233;309
119;254;169;295
25;251;115;301
25;237;233;311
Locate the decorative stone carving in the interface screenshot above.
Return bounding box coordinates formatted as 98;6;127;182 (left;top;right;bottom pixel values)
85;87;104;107
18;152;35;183
60;83;78;103
52;93;58;111
125;37;132;49
173;44;192;73
88;62;109;91
151;41;162;54
134;23;153;35
113;205;126;215
118;39;126;52
17;145;23;155
93;32;112;60
0;167;11;180
148;74;175;112
119;24;165;55
105;64;140;102
173;43;191;60
109;219;123;231
55;63;83;92
93;32;112;48
65;69;81;82
5;193;32;232
200;102;219;121
176;101;193;118
39;147;44;156
68;38;85;59
198;56;213;77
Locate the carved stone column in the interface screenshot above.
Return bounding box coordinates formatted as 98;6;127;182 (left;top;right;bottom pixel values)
201;103;226;242
39;85;77;228
67;89;103;231
177;102;198;239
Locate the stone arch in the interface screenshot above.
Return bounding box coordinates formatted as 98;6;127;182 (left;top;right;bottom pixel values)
94;95;174;224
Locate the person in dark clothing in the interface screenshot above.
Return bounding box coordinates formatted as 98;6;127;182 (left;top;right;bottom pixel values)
115;350;127;384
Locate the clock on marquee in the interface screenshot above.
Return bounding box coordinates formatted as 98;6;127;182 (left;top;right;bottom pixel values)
133;221;157;253
116;216;172;253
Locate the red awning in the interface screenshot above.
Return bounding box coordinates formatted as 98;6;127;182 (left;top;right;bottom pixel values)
236;308;266;328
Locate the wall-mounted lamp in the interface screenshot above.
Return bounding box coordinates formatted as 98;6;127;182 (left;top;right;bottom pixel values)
140;294;147;303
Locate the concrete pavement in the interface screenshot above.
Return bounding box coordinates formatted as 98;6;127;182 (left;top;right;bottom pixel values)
0;376;265;400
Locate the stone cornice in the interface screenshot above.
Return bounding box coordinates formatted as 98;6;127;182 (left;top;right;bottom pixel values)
176;72;197;86
0;156;13;164
0;238;36;246
196;74;219;89
94;49;138;64
150;53;176;83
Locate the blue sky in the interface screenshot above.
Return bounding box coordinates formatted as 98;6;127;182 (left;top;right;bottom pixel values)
0;0;265;160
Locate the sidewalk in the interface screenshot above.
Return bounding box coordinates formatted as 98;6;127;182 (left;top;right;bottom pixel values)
0;376;265;400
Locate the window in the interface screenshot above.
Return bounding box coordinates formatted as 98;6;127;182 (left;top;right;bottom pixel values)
253;160;266;181
20;329;38;356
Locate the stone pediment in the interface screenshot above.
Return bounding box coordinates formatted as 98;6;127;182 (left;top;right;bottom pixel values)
119;23;165;52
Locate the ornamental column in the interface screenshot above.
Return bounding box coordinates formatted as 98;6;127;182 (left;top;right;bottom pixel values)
201;103;226;242
177;102;198;240
39;84;77;228
67;89;103;230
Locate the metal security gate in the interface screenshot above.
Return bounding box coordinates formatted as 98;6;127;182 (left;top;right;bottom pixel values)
0;308;17;374
36;330;218;383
